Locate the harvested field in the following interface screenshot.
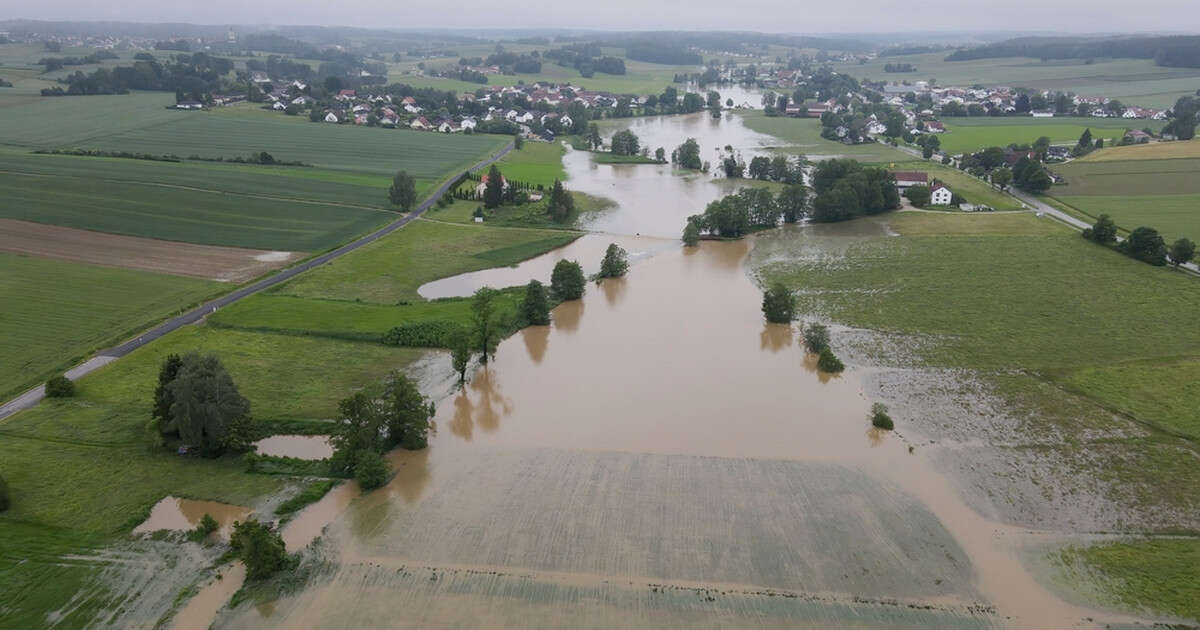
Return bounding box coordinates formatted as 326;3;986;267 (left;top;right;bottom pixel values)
0;219;300;282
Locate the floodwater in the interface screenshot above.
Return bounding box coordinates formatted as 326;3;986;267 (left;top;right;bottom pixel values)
188;111;1148;629
252;434;334;460
133;496;249;539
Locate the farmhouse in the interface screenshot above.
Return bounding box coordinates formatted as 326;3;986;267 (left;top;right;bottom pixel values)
893;171;929;189
930;185;953;206
474;173;508;197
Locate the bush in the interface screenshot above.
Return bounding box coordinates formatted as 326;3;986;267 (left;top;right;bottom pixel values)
761;282;796;323
230;519;289;580
354;449;389;490
189;513;219;541
44;375;74;398
382;321;465;347
869;403;894;430
0;474;9;512
802;323;831;353
551;259;586;300
817;348;845;373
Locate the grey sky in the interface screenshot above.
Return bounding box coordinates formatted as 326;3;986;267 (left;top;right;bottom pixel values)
3;0;1198;33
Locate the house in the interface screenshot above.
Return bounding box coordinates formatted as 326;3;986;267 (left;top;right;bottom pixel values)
459;117;477;131
403;103;422;114
175;101;203;110
807;104;831;118
1031;110;1054;118
324;112;339;123
410;116;431;130
272;101;286;110
930;185;953;206
437;120;459;133
474;173;508;197
923;121;946;133
1125;129;1152;143
892;171;929;189
336;89;356;100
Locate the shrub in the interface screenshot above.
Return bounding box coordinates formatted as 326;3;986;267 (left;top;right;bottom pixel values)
869;403;894;430
761;282;796;323
230;519;289;580
598;243;629;278
382;321;465;347
189;513;219;541
44;375;74;398
817;348;845;373
354;449;389;490
802;323;831;353
0;474;9;512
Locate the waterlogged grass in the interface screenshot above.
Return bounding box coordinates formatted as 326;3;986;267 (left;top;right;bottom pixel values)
276;480;339;516
1057;539;1200;622
1058;358;1200;440
0;522;114;629
0;253;220;400
274;219;579;303
737;110;908;162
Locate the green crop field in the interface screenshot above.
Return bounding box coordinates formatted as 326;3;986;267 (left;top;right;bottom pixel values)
832;53;1200;109
737;111;909;163
0;92;180;147
1077;138;1200;162
493;141;567;185
938;117;1157;155
1048;158;1200;243
274;219;579;303
1055;539;1199;621
389;56;696;96
0;163;393;251
0;252;220;401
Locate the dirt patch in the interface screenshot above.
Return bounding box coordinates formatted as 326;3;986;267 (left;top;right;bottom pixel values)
0;219;300;282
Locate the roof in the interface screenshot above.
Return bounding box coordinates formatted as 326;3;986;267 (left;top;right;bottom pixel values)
892;171;929;183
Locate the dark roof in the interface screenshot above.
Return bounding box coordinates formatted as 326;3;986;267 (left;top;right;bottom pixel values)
892;171;928;183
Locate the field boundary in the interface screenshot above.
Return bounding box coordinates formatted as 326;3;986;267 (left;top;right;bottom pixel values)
0;140;515;422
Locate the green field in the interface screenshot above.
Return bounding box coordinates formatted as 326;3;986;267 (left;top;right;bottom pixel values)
0;92;180;147
1076;139;1200;162
736;111;908;163
0;253;220;400
0;160;393;251
938;117;1157;155
833;53;1200;109
274;218;579;303
1049;157;1200;243
389;56;697;96
493;141;567;185
1055;539;1199;621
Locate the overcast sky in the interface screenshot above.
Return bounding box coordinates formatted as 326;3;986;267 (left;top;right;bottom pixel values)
3;0;1198;33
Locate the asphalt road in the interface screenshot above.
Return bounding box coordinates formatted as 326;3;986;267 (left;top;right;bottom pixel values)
0;142;514;422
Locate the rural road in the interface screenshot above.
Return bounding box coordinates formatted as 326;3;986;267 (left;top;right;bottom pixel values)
0;142;515;422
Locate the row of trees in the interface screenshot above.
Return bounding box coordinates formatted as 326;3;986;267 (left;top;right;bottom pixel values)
686;185;809;238
1083;215;1195;267
41;52;234;100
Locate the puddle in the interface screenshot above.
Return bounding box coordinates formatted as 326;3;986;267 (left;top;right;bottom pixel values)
133;496;249;539
253;251;293;262
253;434;334;460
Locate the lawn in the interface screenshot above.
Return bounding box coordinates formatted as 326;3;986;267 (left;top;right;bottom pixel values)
938;117;1155;155
74;109;509;179
831;54;1200;109
1056;539;1199;622
0;162;393;251
273;219;579;303
0;253;220;400
736;111;909;163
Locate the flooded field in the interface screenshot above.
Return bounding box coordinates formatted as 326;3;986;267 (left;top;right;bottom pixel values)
252;434;333;460
133;496;249;539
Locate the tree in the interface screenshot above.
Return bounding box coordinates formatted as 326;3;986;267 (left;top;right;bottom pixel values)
167;352;251;455
451;331;473;383
389;170;417;210
471;287;502;363
761;282;796;323
230;519;289;580
1120;227;1168;265
1077;128;1093;148
903;185;931;208
991;167;1013;191
520;280;551;325
816;348;845;373
747;156;771;180
721;156;744;178
673;138;702;169
330;389;387;476
610;129;640;155
598;243;629;278
655;147;666;163
1089;214;1118;244
354;449;389;489
483;164;504;209
383;372;432;450
682;221;700;246
547;180;574;222
0;473;8;512
513;133;524;150
869;403;894;430
550;259;586;300
44;375;74;398
585;123;602;150
777;185;808;223
1169;237;1196;266
153;353;183;432
802;323;830;353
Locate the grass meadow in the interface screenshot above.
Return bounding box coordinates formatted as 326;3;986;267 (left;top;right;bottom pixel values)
1056;539;1199;622
1049;156;1200;243
938;117;1157;155
0;253;220;400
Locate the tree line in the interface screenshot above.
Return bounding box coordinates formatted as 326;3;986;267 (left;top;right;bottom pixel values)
1083;214;1195;268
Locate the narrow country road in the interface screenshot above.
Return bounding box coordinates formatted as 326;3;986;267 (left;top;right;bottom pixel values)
0;142;515;422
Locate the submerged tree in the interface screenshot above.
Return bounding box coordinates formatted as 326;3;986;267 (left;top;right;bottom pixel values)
389;170;417;210
548;180;575;222
598;243;629;278
761;282;796;323
521;280;551;325
802;323;831;354
230;519;289;580
450;331;473;383
383;371;432;450
682;221;700;246
471;287;503;363
551;259;586;300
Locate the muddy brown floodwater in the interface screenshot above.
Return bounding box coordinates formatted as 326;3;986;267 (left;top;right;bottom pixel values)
194;112;1148;630
252;434;334;460
134;496;249;539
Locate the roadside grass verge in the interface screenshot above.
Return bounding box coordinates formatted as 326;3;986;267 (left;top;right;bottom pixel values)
273;219;579;303
0;253;221;401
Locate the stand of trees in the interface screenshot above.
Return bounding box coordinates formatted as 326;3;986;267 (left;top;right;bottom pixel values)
809;159;901;222
152;352;255;456
883;63;916;73
598;244;629;279
329;372;433;488
688;187;794;237
946;34;1200;69
1082;214;1195;268
672;138;703;169
625;41;702;65
42;52;234;99
551;260;586;300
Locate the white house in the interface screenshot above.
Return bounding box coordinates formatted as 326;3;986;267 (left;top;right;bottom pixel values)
1031;110;1054;118
930;185;953;206
460;117;477;131
437;120;459;133
410;117;431;130
324;112;339;123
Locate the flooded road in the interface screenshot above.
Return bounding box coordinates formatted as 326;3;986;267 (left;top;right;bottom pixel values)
197;112;1145;629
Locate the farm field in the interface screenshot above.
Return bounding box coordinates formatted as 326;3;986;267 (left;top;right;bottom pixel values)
388;56;697;96
0;165;392;251
736;110;909;162
1075;138;1200;161
1049;157;1200;243
273;218;579;303
492;141;567;185
0;92;179;147
938;117;1157;155
0;252;219;400
1054;539;1200;622
832;53;1200;109
0;219;299;282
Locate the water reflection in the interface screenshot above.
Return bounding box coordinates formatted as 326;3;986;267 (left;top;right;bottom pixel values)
599;276;627;307
552;299;584;333
521;325;550;364
759;323;793;353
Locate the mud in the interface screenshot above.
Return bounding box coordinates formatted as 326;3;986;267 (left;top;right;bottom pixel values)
252;435;333;460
